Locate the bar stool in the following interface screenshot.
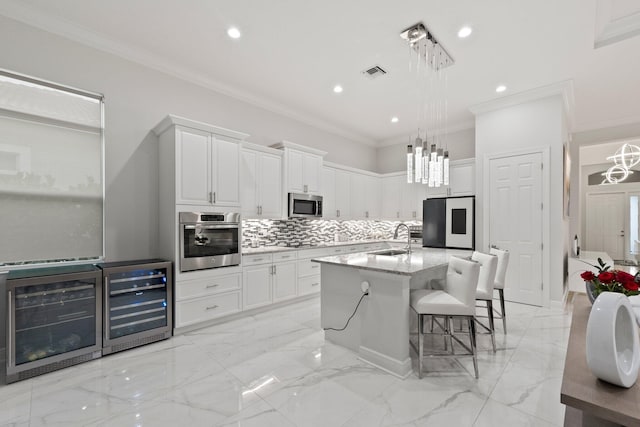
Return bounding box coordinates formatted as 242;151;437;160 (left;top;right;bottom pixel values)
472;251;498;353
410;256;481;378
489;247;510;334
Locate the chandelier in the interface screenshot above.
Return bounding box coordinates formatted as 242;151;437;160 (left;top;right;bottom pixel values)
401;22;453;187
603;143;640;184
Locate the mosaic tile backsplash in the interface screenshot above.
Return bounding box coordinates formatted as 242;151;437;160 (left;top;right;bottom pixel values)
242;218;422;248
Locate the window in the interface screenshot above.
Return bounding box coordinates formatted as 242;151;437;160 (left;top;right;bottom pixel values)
0;70;104;265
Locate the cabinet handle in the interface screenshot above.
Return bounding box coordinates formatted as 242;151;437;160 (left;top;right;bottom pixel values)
397;211;400;218
311;282;319;287
304;184;308;193
7;290;13;367
365;211;369;218
337;209;340;217
213;192;216;203
281;255;290;259
206;284;219;288
208;192;213;203
311;264;319;269
206;305;219;310
252;258;264;262
273;265;277;275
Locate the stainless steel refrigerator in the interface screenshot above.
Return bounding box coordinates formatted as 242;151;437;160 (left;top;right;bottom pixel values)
422;196;475;250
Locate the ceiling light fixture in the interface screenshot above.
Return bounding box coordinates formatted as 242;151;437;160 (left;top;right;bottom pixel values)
333;85;343;93
603;143;640;184
457;26;472;38
391;117;399;123
227;27;241;39
400;22;453;187
496;85;507;93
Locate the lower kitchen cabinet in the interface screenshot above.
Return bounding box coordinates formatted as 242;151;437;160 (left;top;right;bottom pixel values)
242;251;299;309
174;272;242;329
273;261;297;302
243;264;272;309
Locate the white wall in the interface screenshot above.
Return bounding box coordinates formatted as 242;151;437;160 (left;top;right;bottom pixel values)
0;16;377;262
475;96;567;305
376;128;475;173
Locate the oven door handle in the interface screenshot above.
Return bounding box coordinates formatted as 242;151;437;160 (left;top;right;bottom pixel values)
182;224;239;230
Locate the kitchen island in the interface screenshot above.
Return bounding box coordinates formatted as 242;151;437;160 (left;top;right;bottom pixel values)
312;247;471;378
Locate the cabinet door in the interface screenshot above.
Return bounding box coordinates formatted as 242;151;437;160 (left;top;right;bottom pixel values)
350;173;366;219
259;153;283;218
243;265;272;310
240;149;259;217
176;128;210;205
381;175;402;219
335;170;351;219
322;168;337;219
449;161;475;196
303;153;322;194
287;149;305;193
273;261;297;302
212;137;240;206
365;175;380;219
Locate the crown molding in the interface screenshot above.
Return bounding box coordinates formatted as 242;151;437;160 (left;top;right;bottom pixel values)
0;1;377;147
469;80;575;131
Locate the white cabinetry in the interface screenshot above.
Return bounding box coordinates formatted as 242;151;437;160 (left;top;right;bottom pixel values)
323;167;351;219
241;143;283;219
171;125;242;207
426;158;475;198
272;141;326;195
381;174;426;220
350;172;380;219
242;252;298;310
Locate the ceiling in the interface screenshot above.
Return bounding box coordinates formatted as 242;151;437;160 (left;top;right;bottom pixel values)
1;0;640;146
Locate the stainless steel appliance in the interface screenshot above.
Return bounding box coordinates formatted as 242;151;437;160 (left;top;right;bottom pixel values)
6;265;102;383
179;212;240;272
288;193;323;218
99;259;172;355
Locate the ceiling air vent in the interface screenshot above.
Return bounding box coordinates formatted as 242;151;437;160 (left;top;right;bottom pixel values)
362;65;387;79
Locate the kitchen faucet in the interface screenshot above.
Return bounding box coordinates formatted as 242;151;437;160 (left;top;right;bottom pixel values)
393;223;412;254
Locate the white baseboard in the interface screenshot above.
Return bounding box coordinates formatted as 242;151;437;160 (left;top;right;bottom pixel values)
358;345;412;379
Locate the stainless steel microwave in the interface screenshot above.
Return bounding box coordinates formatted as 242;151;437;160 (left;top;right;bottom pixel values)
288;193;323;218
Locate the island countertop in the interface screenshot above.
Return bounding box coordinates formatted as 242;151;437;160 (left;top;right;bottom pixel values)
312;247;472;276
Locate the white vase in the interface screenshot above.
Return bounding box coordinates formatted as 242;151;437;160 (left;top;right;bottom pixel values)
586;292;640;388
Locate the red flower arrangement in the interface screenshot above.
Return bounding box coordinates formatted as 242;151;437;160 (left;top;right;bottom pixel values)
580;258;640;297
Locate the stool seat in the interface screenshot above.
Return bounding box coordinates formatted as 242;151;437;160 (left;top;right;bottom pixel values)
475;288;493;300
410;289;474;317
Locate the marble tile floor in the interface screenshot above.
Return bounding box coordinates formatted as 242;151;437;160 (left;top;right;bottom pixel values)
0;297;572;427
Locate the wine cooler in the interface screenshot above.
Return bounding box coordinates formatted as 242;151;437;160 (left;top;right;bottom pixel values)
6;265;102;383
99;259;172;355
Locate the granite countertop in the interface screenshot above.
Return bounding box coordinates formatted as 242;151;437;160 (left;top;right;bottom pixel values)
242;239;406;255
311;247;473;276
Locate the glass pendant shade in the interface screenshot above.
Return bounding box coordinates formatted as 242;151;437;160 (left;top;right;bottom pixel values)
443;151;450;186
414;138;423;182
407;144;413;183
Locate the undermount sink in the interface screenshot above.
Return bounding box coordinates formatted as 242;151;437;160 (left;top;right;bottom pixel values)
368;249;408;256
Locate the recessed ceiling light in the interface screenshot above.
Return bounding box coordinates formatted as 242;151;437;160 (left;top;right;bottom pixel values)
333;85;343;93
457;26;472;38
391;117;399;123
227;27;241;39
496;85;507;93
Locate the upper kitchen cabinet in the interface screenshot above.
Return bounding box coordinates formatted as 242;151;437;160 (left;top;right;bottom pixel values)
241;143;283;219
154;115;248;208
425;158;475;198
322;165;351;219
272;141;326;195
350;172;380;220
381;173;425;220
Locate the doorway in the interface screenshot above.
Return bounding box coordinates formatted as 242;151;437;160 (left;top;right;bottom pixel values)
488;152;544;306
585;192;625;260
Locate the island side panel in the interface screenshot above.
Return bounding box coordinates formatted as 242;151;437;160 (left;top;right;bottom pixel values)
359;270;413;378
320;264;365;352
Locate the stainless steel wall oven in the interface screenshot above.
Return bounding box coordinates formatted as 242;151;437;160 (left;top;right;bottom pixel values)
179;212;241;272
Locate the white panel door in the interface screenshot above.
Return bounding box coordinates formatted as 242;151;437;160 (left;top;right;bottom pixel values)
273;261;297;302
335;170;351;219
212;137;240;206
259;152;282;218
350;173;367;219
449;161;475;196
489;152;543;306
243;265;272;310
322;168;337;219
586;192;625;260
176;128;210;205
365;175;380;219
303;153;322;194
240;149;259;217
381;175;402;219
287;149;305;193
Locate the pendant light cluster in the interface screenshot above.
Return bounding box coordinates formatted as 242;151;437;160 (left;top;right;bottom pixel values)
603;143;640;184
401;22;453;187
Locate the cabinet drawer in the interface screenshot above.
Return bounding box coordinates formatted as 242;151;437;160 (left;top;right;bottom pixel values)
175;291;241;327
243;253;273;266
298;247;330;259
298;258;321;277
326;247;345;255
298;275;321;295
176;274;240;300
273;251;297;262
